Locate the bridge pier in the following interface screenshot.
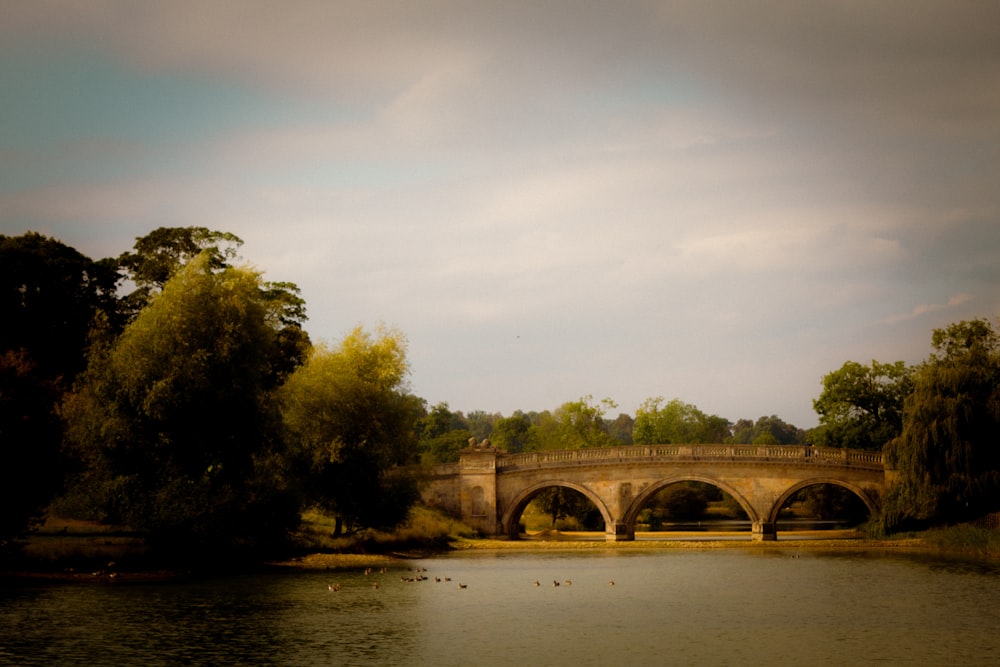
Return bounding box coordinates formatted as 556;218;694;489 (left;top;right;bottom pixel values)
606;521;633;542
752;521;777;541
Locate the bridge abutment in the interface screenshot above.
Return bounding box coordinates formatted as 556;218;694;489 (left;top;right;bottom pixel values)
458;446;502;536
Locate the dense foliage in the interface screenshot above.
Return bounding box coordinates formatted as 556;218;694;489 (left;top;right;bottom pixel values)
0;233;118;544
633;398;731;445
61;256;300;551
0;232;119;381
116;226;244;321
278;326;423;536
812;360;913;450
881;319;1000;530
730;415;804;445
0;351;66;542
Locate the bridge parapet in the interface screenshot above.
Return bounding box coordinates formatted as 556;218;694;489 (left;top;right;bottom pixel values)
496;445;883;471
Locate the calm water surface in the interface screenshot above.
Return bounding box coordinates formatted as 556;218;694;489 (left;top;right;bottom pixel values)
3;548;999;666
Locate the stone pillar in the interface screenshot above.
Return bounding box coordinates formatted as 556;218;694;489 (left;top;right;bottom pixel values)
752;521;777;541
604;481;635;542
605;521;633;542
458;446;500;537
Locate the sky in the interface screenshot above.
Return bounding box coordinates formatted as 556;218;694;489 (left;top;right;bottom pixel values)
2;1;999;428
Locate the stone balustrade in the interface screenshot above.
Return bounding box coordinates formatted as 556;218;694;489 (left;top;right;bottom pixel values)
496;444;884;471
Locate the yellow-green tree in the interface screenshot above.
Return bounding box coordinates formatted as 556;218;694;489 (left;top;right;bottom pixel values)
279;325;422;536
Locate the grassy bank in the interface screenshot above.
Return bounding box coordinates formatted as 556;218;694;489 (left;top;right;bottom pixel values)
898;523;1000;559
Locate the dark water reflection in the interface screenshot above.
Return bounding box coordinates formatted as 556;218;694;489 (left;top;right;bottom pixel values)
3;549;999;666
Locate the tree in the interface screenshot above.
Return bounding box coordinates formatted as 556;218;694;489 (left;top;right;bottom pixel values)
882;319;1000;530
730;415;804;445
117;227;241;316
418;402;472;464
533;487;601;530
659;483;711;521
524;410;559;450
0;351;65;546
279;325;422;536
115;227;309;355
62;255;301;553
114;227;310;385
607;413;635;445
0;232;119;382
464;410;500;442
791;485;869;523
812;360;913;450
551;396;620;449
633;398;731;444
490;412;532;453
639;483;711;528
0;233;118;545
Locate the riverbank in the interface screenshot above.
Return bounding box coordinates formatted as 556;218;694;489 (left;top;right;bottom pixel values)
454;530;918;551
7;519;996;580
267;529;935;571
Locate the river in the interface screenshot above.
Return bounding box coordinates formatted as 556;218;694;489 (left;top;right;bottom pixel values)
3;547;999;666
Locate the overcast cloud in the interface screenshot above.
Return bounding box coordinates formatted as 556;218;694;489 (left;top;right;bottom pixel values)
3;1;999;427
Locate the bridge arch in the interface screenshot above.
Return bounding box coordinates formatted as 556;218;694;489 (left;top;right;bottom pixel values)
501;480;613;539
623;475;761;536
766;477;879;527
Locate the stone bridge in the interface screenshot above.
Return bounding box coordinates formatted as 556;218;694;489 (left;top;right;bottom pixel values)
420;444;887;541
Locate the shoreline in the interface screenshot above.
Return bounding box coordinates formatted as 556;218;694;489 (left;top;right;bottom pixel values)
270;530;933;571
8;529;992;580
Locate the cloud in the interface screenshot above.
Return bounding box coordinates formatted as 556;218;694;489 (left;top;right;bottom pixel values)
882;293;975;325
3;1;999;428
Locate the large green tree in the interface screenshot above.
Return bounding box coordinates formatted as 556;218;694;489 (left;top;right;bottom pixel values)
62;255;301;552
812;360;913;450
279;325;422;536
633;398;731;445
882;319;1000;529
117;227;309;383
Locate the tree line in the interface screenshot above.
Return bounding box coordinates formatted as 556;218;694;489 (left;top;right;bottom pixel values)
2;228;998;555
